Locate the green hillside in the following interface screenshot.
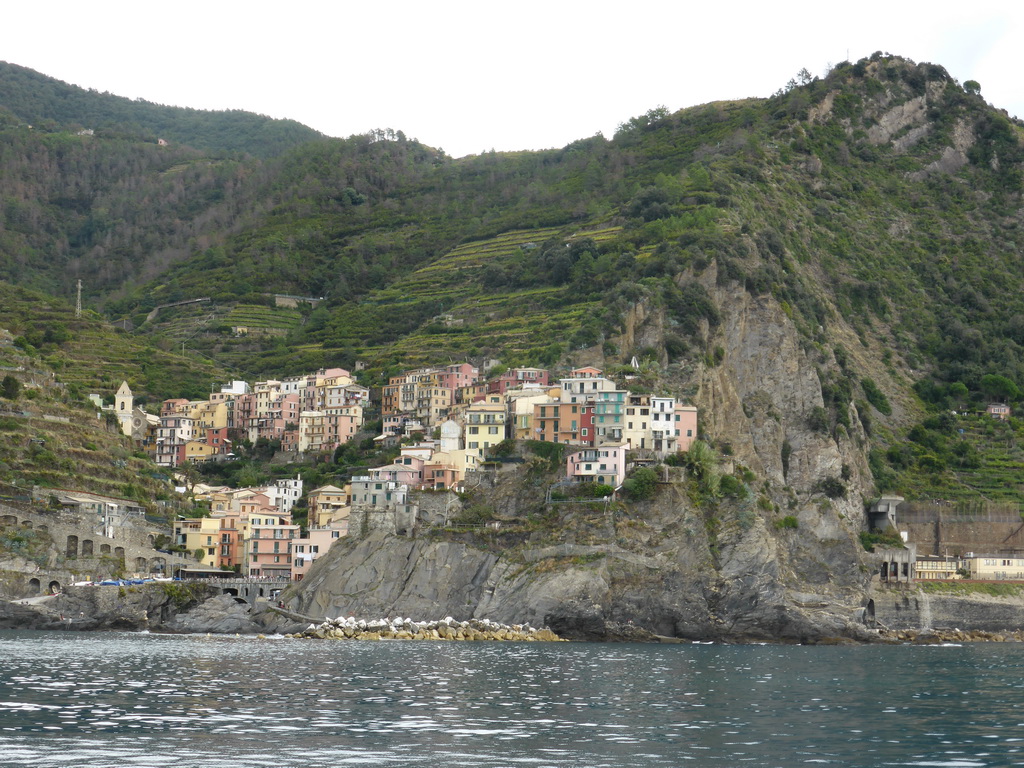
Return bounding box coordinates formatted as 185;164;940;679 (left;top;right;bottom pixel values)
3;53;1024;506
0;61;323;157
0;282;224;402
0;339;175;505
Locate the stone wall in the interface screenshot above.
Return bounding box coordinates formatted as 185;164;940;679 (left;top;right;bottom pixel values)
0;501;193;597
412;490;461;527
900;520;1024;556
871;586;1024;632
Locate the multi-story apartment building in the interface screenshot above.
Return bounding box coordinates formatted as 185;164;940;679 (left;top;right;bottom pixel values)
533;400;595;445
174;516;223;568
246;514;299;579
291;521;348;581
156;411;196;467
307;485;350;527
260;475;304;515
254;393;301;442
488;367;549;395
566;443;628;487
464;401;508;457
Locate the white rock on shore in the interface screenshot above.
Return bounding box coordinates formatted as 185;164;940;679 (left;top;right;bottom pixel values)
287;616;562;642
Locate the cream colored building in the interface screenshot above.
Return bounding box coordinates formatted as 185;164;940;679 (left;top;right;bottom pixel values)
965;554;1024;580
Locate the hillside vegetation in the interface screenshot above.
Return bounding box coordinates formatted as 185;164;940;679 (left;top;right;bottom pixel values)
2;54;1024;506
0;61;323;157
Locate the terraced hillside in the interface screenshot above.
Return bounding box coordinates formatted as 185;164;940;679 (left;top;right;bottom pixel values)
228;224;621;375
0;282;225;402
885;412;1024;504
0;359;174;507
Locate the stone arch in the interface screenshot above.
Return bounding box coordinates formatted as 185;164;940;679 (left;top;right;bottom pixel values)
20;520;32;529
28;578;40;594
66;535;79;558
48;580;61;594
134;557;147;572
81;539;94;557
0;515;16;527
223;587;239;597
100;544;111;555
36;524;47;532
151;557;166;575
148;534;155;547
114;547;125;563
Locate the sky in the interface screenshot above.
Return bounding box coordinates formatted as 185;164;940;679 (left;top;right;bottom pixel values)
2;1;1021;158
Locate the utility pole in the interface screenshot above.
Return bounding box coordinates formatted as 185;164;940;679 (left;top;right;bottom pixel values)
75;280;82;318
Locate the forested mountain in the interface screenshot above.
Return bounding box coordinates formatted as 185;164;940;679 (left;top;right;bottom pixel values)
3;53;1024;504
0;62;322;157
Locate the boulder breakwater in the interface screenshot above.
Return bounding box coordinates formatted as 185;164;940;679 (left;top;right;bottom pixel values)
288;616;563;642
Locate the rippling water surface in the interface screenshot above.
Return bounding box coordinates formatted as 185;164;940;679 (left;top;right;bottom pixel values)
0;631;1022;767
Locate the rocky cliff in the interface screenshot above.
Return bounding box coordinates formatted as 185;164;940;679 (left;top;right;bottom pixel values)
282;266;896;642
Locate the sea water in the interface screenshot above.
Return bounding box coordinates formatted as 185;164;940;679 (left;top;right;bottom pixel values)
0;630;1021;767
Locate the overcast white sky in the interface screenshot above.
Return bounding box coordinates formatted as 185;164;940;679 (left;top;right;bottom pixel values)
2;1;1021;158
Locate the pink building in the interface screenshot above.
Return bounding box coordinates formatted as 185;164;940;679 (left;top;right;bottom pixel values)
437;362;479;391
232;392;257;435
987;403;1011;420
674;405;698;451
488;367;549;394
256;393;301;441
369;462;422;487
566;443;627;486
291;522;348;581
422;461;459;490
246;509;299;579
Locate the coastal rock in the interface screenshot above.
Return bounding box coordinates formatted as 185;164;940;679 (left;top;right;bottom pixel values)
288;616;562;642
164;593;263;634
284;527;872;643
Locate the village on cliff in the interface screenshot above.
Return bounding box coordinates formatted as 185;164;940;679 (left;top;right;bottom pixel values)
85;362;696;582
41;358;1024;595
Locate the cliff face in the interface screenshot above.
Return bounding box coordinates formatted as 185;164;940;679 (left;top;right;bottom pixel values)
287;521;874;642
286;268;896;642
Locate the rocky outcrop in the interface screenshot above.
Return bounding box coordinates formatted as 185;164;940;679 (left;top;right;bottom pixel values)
285;508;875;643
2;583;302;634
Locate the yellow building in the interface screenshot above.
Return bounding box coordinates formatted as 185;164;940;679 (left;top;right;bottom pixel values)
915;556;962;580
307;485;350;528
173;516;223;568
189;400;230;430
464;401;507;458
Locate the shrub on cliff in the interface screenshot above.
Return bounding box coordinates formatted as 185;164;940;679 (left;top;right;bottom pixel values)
623;467;658;500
